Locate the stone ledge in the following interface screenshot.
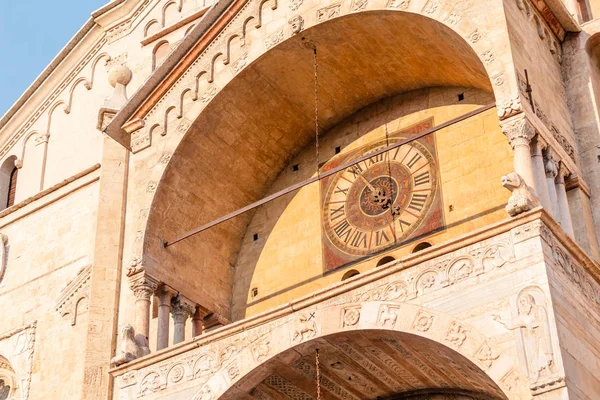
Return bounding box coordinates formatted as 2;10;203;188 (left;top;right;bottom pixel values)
0;163;101;227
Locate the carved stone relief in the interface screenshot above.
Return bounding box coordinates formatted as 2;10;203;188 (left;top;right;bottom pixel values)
0;322;36;400
292;312;317;342
493;286;563;394
55;265;91;326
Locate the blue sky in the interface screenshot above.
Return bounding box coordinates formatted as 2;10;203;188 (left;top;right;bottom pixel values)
0;0;107;117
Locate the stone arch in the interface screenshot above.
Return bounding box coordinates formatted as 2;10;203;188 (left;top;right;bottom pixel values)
0;155;19;211
185;303;510;400
128;2;513;319
0;355;17;400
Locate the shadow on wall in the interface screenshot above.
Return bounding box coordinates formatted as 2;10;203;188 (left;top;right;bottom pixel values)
231;87;501;321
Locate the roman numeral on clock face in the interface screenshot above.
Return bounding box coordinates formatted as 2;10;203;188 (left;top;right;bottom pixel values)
350;230;368;248
330;205;345;221
334;220;353;242
375;230;391;246
406;152;422;169
414;171;430;186
408;193;427;212
349;164;363;179
334;186;349;196
368;152;384;165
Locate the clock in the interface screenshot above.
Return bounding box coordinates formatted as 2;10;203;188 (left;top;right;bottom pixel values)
320;119;444;271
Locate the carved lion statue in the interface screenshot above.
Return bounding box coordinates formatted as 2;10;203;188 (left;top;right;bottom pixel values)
501;172;540;217
110;325;151;367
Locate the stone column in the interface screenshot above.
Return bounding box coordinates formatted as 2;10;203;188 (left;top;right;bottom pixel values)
530;135;552;211
544;147;560;219
556;164;575;237
192;307;210;337
156;286;176;351
501;116;538;195
171;295;195;345
129;273;159;341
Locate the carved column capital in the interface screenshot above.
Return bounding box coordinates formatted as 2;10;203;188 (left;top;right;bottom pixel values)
156;285;177;306
501;116;536;149
543;147;559;179
128;273;159;301
556;162;570;184
171;294;195;324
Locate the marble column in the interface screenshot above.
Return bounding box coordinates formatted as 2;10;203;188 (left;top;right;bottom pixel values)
171;295;195;345
530;135;552;211
129;273;159;341
156;286;176;351
544;147;560;219
501;116;539;196
555;164;575;237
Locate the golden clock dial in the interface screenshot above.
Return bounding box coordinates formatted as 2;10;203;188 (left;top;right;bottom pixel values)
323;138;437;258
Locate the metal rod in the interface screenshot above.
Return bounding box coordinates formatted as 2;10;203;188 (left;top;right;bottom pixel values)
163;102;496;247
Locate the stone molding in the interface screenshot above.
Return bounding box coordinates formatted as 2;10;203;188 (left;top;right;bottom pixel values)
120;0;511;153
0;321;36;400
55;265;92;326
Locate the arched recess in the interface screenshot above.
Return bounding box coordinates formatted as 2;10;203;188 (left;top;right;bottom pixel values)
133;6;509;320
0;156;19;211
183;303;511;400
0;355;17;400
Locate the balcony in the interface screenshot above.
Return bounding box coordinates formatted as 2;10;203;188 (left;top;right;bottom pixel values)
110;208;600;399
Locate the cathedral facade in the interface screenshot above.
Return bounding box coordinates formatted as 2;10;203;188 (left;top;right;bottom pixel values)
1;0;600;398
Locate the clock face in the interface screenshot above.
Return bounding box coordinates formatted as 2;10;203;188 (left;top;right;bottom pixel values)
320;119;444;271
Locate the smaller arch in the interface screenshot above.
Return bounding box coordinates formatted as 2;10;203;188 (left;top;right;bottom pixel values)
376;255;396;267
88;53;111;89
144;19;160;37
341;269;360;280
255;0;277;29
209;52;225;83
164;106;178;135
162;1;180;27
64;77;92;114
193;70;210;100
153;41;171;71
412;242;433;253
178;89;194;118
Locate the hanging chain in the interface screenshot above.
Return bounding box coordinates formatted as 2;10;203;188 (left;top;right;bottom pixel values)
312;46;321;179
315;348;321;400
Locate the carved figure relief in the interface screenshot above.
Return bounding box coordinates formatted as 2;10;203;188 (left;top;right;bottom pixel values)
110;325;151;367
378;305;399;327
493;288;557;386
288;16;304;34
445;321;468;347
387;0;410;9
502;172;540;216
292;313;317;342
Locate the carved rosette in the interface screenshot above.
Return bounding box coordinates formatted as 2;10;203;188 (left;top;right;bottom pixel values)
501;116;535;149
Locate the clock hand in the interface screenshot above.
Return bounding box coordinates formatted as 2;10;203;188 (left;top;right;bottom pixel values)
356;174;376;192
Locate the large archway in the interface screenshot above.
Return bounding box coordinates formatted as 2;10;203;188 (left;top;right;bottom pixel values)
139;10;499;320
219;330;506;400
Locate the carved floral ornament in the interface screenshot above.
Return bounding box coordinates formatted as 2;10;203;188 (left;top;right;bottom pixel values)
122;0;508;154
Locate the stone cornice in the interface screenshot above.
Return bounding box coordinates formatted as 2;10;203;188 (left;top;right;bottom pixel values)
110;208;600;375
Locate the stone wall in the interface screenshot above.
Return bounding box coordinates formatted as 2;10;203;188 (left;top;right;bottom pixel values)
0;175;99;400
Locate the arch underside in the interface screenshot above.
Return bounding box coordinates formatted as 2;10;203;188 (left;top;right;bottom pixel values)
220;330;505;400
145;11;494;318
